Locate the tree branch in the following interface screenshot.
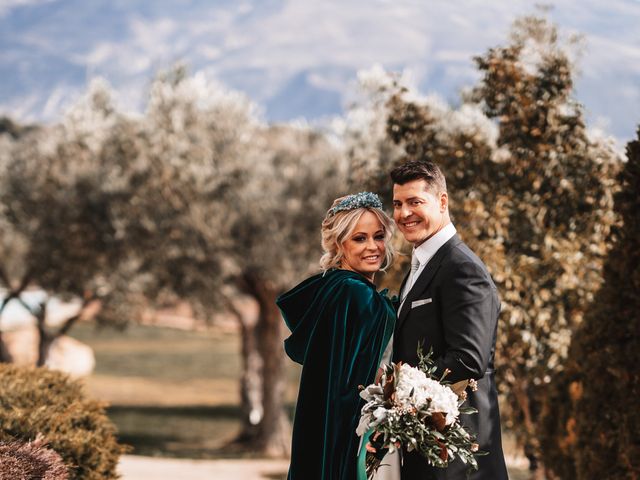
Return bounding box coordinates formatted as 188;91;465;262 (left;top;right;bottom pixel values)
56;294;99;337
16;269;33;294
35;300;47;330
221;294;243;323
17;297;38;317
0;270;33;314
0;293;15;314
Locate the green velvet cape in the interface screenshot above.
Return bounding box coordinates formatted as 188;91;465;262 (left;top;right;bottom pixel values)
277;269;395;480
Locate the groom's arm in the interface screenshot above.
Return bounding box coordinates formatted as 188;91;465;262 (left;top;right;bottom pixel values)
435;260;498;383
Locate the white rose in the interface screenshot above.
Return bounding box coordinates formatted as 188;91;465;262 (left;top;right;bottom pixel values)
370;407;388;428
395;364;460;424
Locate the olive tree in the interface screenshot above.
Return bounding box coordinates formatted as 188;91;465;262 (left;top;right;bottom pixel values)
2;66;350;456
0;81;147;365
109;67;350;456
225;123;348;455
0;79;198;363
0;131;22;362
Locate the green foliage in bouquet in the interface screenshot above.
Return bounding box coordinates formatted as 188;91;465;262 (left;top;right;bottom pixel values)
540;128;640;479
358;346;482;478
0;364;128;480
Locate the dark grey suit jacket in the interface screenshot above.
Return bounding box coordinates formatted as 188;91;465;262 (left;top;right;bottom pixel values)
393;234;509;480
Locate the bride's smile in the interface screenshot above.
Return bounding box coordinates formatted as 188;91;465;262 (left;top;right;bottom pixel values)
339;211;386;281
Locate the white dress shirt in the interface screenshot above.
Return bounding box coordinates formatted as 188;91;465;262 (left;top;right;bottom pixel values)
373;223;457;480
399;222;457;311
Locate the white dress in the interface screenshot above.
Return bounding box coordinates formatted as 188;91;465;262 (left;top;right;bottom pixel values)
373;334;401;480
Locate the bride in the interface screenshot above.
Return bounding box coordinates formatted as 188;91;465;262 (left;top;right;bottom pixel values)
277;192;400;479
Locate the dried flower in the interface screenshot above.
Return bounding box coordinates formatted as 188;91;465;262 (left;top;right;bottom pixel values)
0;435;69;480
357;348;481;476
327;192;383;217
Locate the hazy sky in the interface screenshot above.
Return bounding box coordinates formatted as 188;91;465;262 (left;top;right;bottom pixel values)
1;0;639;144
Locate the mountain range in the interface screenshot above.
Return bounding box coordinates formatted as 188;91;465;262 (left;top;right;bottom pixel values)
1;0;638;144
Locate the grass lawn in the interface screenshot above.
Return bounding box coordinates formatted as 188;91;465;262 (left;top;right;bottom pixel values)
71;322;300;458
70;322;532;477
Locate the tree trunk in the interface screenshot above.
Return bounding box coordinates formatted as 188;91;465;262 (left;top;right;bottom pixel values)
226;295;263;444
0;273;29;363
234;271;291;458
0;332;12;363
27;296;94;367
35;301;50;367
0;301;13;362
0;280;95;366
513;377;541;471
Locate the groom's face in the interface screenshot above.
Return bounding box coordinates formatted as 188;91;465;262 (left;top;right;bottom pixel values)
392;179;448;247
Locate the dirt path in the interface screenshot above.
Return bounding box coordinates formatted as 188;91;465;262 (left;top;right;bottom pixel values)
119;455;288;480
119;454;531;480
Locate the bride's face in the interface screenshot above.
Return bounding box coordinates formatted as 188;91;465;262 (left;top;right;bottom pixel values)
340;211;386;281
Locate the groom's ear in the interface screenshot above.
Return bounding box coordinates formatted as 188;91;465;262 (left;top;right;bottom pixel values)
439;191;448;212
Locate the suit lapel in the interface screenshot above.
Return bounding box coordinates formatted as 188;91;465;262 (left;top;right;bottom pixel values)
396;234;462;331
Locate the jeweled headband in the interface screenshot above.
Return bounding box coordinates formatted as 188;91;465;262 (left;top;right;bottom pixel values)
327;192;383;217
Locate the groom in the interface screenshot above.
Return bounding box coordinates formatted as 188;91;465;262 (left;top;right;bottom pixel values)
390;160;508;480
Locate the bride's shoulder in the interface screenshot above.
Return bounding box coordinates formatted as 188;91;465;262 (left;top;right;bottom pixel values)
327;270;389;307
326;269;375;289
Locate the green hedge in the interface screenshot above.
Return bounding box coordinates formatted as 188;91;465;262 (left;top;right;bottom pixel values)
0;364;128;479
538;369;578;478
541;128;640;479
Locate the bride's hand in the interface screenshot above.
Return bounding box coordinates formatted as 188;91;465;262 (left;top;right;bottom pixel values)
365;431;383;453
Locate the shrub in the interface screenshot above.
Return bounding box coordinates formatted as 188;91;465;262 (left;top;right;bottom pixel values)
541;129;640;479
0;364;128;480
538;370;579;478
0;435;68;480
571;128;640;479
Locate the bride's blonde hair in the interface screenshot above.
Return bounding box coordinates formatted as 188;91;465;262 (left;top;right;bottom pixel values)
319;195;395;272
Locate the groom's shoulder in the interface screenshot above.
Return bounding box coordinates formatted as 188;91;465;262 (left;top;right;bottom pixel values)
446;240;492;278
450;239;482;263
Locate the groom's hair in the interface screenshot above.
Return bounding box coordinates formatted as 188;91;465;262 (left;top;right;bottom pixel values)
390;160;447;193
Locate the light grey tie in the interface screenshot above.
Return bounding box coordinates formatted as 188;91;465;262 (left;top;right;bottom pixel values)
407;253;421;293
400;254;421;313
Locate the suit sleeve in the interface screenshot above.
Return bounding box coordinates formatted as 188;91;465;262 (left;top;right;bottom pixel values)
435;261;497;382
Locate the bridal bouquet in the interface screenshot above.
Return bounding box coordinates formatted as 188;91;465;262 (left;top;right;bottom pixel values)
356;347;482;478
